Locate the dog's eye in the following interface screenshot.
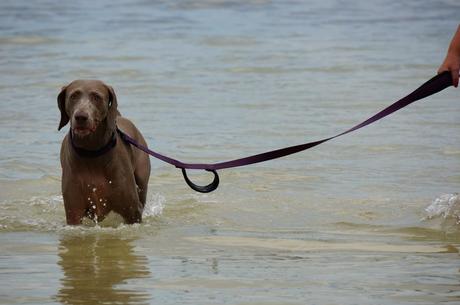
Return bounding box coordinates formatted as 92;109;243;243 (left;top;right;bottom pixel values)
69;91;81;102
90;93;103;103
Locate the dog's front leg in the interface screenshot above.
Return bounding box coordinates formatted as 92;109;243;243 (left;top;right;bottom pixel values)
64;206;86;225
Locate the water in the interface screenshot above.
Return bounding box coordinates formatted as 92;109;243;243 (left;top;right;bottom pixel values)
1;0;459;304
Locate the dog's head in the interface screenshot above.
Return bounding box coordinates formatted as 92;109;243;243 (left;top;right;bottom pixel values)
57;80;118;137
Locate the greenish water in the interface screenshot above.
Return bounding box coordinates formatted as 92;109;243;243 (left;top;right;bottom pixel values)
1;0;459;304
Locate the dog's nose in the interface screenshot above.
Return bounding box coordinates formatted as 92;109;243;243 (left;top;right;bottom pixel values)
74;111;89;123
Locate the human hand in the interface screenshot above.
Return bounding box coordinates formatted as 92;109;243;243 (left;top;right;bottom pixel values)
438;25;460;88
438;50;460;87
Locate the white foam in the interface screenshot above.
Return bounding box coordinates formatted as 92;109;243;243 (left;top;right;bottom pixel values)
0;192;165;233
142;193;165;218
424;193;460;225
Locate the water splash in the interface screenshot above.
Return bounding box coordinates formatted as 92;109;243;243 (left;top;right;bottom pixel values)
0;192;165;232
143;193;165;218
423;193;460;231
425;193;459;222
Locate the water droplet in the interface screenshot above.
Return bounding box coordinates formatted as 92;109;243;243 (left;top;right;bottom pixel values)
92;188;97;192
92;205;96;209
99;198;103;202
108;180;112;184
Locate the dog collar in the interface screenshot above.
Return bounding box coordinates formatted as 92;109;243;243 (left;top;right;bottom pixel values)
69;130;117;158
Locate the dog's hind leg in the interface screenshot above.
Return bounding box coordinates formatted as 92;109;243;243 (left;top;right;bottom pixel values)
135;154;150;207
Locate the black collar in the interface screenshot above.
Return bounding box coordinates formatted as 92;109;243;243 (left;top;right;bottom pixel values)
69;130;117;158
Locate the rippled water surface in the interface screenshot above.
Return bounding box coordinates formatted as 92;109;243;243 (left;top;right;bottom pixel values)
1;0;459;304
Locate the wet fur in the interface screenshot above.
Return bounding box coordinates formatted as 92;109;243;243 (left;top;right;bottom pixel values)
58;80;150;225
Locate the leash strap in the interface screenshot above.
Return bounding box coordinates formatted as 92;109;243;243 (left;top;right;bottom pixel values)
118;72;453;193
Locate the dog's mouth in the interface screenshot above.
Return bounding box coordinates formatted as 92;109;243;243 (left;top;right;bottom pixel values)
72;122;98;137
72;126;94;137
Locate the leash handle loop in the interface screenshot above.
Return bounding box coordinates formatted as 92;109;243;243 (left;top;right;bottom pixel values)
181;168;220;193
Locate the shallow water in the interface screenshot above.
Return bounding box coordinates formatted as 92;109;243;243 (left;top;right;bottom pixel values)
1;0;460;304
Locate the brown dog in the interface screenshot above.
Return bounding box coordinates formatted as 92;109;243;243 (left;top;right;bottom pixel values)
58;80;150;225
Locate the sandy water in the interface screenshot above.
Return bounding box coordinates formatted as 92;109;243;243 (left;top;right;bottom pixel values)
1;0;460;304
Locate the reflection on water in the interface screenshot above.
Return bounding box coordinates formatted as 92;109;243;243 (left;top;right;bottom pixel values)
56;234;150;305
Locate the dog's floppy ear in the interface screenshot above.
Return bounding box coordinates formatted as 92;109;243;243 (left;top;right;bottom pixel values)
105;84;119;130
57;85;69;131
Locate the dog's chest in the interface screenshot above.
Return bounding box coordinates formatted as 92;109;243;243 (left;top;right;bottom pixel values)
85;180;111;207
80;175;114;217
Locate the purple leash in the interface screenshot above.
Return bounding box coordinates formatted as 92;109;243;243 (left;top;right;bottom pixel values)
118;72;453;193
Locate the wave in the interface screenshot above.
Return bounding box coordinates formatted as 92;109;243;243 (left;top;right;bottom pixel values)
0;193;165;233
423;193;460;233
